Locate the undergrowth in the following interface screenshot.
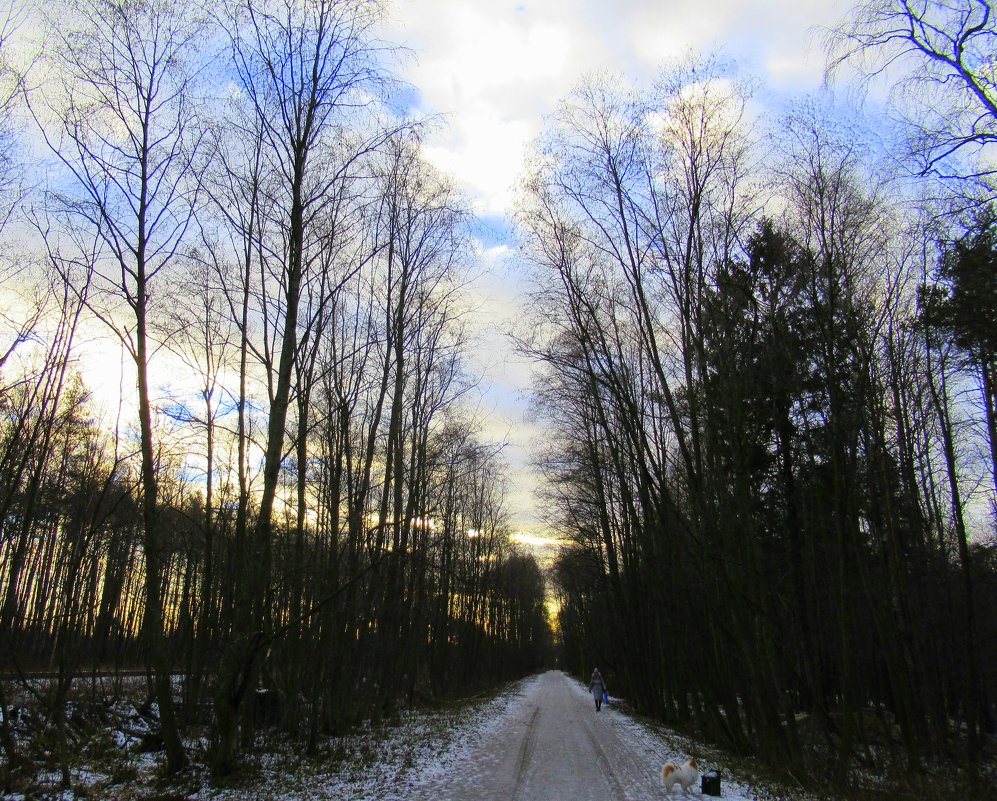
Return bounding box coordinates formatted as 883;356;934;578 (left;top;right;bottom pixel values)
618;697;997;801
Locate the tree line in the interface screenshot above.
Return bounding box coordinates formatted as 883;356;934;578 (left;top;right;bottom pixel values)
525;5;997;792
0;0;548;784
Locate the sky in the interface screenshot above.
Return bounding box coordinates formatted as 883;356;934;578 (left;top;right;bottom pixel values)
2;0;857;555
376;0;844;541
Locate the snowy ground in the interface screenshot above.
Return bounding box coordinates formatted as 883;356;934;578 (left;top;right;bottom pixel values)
3;670;821;800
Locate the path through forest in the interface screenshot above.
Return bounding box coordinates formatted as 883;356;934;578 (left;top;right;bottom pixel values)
426;670;679;801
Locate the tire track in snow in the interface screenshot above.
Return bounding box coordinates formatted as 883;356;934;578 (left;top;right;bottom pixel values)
510;703;541;800
578;712;628;800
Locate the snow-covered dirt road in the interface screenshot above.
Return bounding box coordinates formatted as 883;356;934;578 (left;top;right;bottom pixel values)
425;669;675;801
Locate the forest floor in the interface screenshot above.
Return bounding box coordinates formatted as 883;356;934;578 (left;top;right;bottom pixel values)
1;670;994;801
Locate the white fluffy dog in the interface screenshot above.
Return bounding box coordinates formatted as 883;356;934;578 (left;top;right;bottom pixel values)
660;758;699;794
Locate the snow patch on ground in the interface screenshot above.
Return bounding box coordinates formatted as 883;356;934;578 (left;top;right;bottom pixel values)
188;675;545;801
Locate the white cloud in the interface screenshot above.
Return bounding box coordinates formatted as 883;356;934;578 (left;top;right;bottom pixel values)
411;7;571;103
383;1;592;216
422;111;533;216
458;239;549;527
384;0;841;219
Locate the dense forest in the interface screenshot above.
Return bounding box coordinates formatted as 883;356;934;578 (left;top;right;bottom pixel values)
1;0;996;796
0;0;548;784
528;1;997;792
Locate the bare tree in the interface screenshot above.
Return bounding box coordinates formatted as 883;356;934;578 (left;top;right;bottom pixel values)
0;0;31;225
209;0;391;773
0;0;38;381
825;0;997;187
158;250;237;715
32;0;209;772
0;273;88;776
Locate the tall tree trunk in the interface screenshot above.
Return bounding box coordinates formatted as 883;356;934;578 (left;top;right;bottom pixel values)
135;280;188;773
928;350;982;768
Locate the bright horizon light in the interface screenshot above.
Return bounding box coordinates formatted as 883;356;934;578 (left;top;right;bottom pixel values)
511;532;564;549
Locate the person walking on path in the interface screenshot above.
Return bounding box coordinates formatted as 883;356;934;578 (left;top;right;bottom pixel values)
589;668;607;711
